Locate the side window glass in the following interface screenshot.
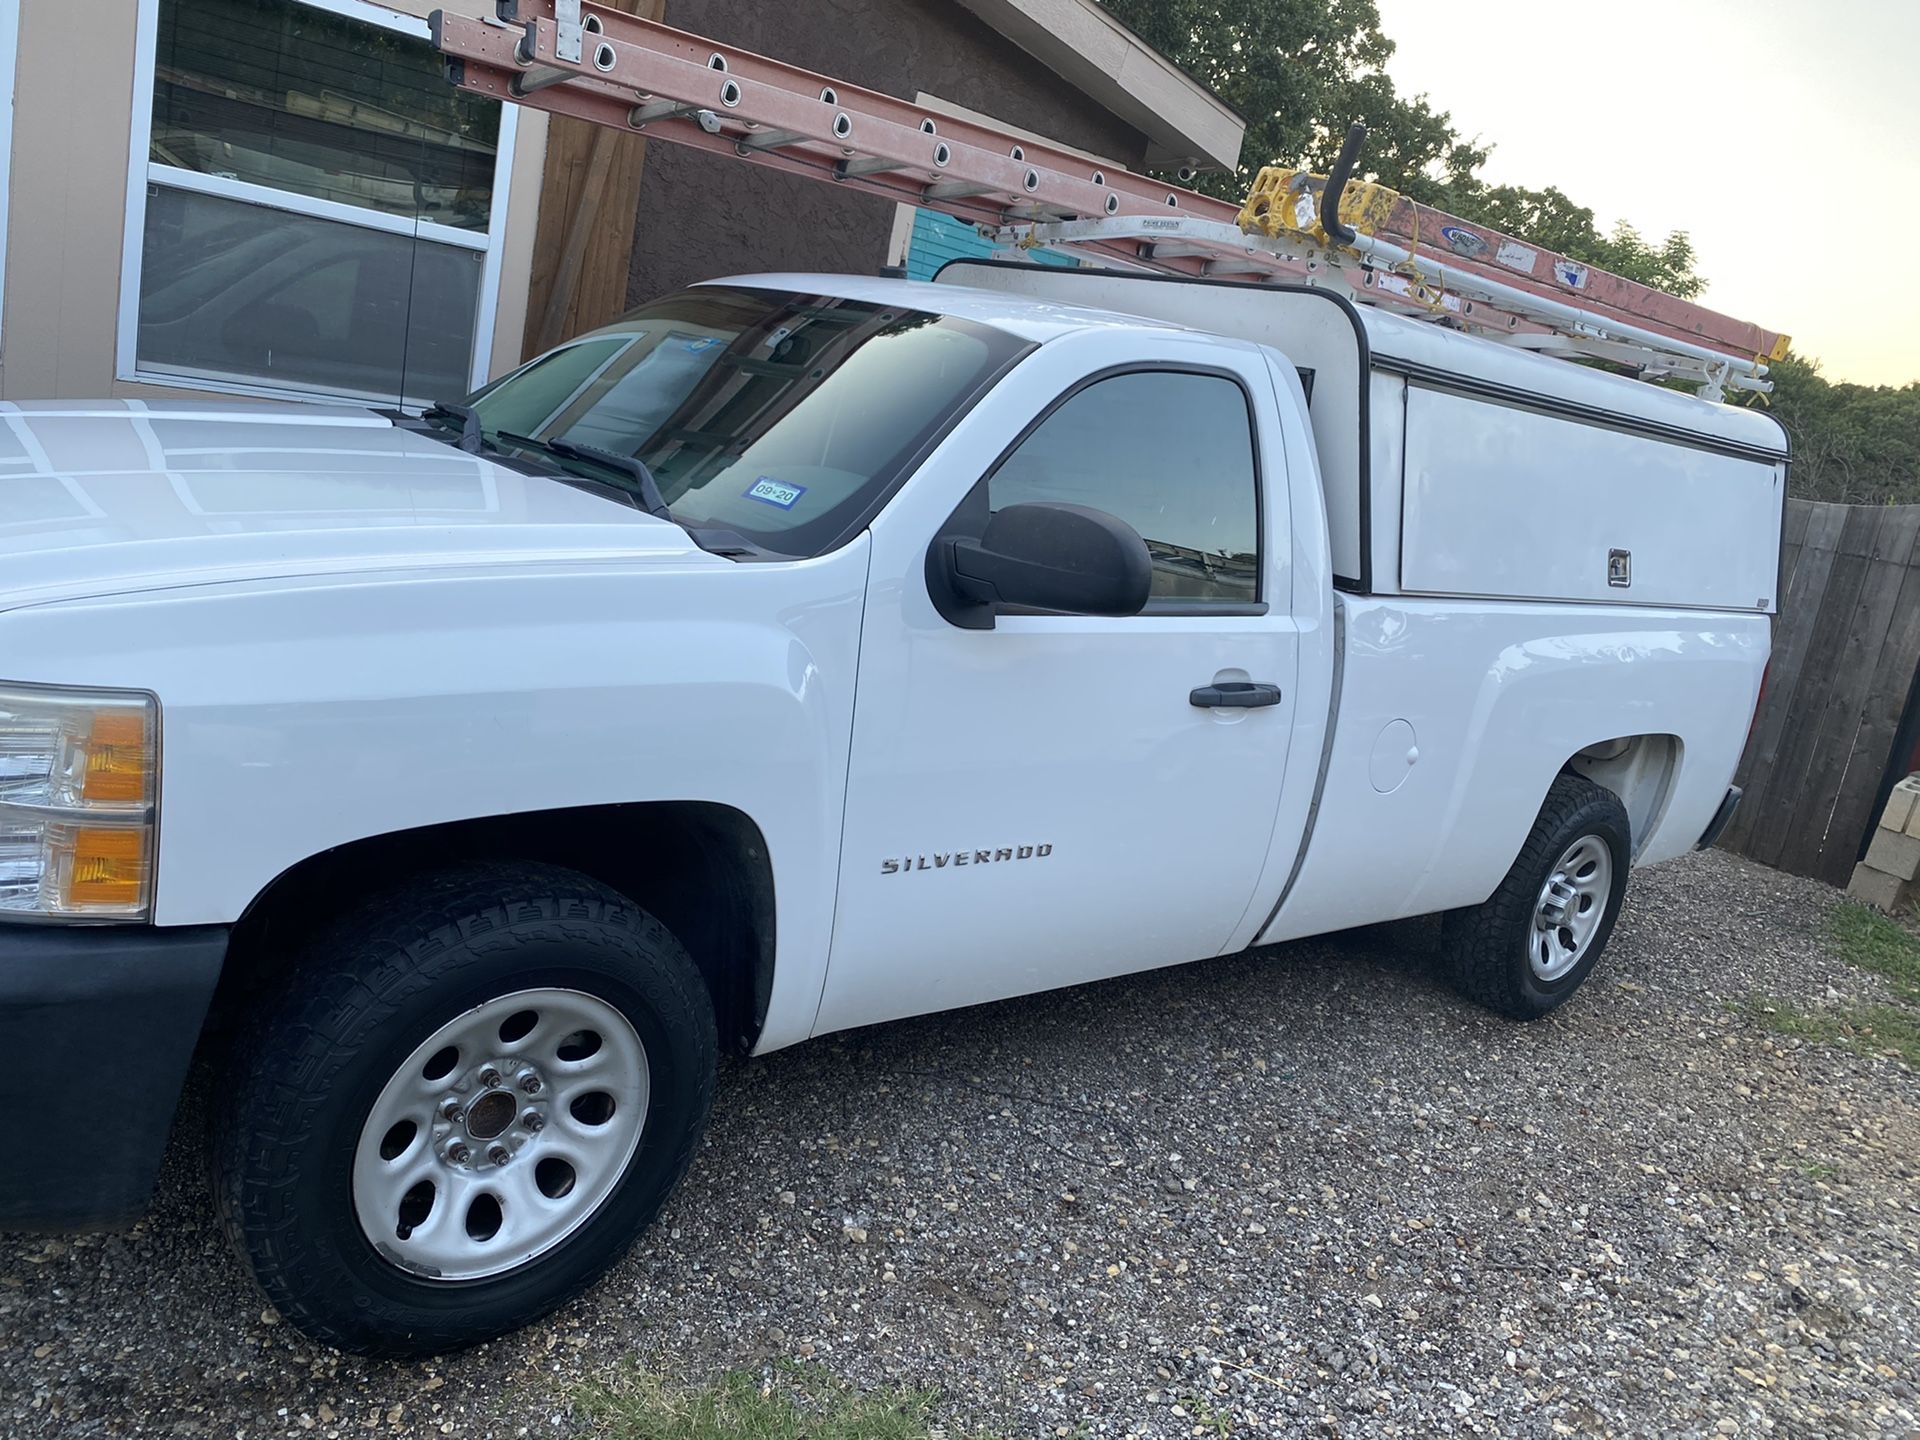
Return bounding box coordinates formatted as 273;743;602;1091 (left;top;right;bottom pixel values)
987;371;1260;604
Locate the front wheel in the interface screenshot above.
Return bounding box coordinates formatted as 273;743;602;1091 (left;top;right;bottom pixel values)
212;864;717;1356
1442;774;1631;1019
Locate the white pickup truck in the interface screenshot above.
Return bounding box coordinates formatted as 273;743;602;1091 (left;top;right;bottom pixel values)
0;265;1783;1354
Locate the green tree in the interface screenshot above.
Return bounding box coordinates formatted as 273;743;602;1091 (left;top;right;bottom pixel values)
1426;184;1706;299
1742;357;1920;505
1097;0;1702;296
1101;1;1484;201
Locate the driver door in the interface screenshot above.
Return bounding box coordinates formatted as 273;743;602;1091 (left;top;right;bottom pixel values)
815;332;1304;1034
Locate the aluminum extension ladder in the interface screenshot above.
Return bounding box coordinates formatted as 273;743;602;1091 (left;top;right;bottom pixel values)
432;1;1788;400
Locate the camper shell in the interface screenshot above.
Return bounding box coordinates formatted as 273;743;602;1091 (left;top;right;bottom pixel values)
938;260;1791;613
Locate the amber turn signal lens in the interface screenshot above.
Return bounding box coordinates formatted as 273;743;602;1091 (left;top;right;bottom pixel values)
64;826;149;909
0;685;159;920
82;711;152;805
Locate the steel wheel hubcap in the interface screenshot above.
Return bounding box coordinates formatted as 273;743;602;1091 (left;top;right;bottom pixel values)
352;988;648;1281
1530;835;1613;983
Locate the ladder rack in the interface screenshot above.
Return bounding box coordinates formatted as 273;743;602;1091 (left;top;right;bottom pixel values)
433;2;1788;399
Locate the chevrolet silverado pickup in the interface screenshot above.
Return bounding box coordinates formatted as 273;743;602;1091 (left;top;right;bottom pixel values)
0;265;1782;1353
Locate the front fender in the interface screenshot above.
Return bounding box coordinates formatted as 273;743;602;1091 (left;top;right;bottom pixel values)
0;544;871;1052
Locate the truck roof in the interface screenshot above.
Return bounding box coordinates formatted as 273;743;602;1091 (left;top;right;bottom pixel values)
704;269;1788;459
698;272;1194;346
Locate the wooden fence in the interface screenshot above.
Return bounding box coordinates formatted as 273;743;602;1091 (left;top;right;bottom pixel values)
1721;499;1920;885
521;0;663;359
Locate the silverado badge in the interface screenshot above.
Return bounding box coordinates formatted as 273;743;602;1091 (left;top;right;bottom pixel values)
883;845;1054;874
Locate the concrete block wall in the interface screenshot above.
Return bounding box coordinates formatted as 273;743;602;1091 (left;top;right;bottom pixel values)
1849;775;1920;910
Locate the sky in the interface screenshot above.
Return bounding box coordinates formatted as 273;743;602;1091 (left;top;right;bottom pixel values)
1369;0;1919;387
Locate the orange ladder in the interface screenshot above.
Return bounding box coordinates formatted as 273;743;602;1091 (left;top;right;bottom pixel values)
432;2;1786;398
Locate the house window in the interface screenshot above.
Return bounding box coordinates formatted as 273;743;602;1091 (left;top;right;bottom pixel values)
122;0;516;407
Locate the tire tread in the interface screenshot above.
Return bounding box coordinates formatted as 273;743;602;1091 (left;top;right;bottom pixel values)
1443;774;1629;1020
211;863;715;1355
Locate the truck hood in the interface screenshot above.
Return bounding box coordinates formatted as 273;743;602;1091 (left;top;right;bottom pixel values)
0;400;712;611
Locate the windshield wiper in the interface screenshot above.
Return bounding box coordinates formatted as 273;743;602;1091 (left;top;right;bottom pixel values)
492;431;765;558
422;401;485;454
497;431;673;521
547;438;676;523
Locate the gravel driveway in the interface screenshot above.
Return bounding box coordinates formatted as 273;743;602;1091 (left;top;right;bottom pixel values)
4;849;1917;1439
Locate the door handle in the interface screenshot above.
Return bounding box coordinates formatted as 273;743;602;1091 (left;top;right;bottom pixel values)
1190;682;1283;710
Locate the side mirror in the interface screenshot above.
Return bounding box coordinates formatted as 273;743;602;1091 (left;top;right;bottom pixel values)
931;501;1152;627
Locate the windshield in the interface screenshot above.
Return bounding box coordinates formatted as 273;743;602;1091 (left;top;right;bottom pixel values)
465;286;1029;555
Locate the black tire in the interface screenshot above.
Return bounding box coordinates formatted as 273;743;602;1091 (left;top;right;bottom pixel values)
1442;774;1631;1020
211;863;717;1356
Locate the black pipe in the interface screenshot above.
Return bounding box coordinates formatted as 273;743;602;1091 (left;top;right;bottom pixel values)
1321;123;1369;246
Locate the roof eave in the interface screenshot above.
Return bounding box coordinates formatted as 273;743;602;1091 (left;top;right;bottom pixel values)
950;0;1246;173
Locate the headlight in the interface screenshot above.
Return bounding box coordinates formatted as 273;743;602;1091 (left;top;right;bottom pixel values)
0;684;158;921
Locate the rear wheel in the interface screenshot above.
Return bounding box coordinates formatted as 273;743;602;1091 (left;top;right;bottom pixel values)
212;864;716;1356
1442;774;1630;1019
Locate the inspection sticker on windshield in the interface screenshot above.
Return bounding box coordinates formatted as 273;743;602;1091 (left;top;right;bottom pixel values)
746;477;807;510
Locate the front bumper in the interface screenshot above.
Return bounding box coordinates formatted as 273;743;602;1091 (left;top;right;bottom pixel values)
0;923;226;1231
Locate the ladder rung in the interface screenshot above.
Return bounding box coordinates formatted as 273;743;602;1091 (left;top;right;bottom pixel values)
924;180;996;201
838;156;905;179
631;98;702;125
736;128;807;153
510;65;574;96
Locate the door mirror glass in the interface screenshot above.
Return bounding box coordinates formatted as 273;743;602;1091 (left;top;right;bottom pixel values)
932;501;1151;623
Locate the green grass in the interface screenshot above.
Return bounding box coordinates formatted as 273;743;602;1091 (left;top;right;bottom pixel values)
1188;1397;1239;1438
1830;902;1920;1002
572;1366;991;1440
1729;903;1920;1068
1734;995;1920;1067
